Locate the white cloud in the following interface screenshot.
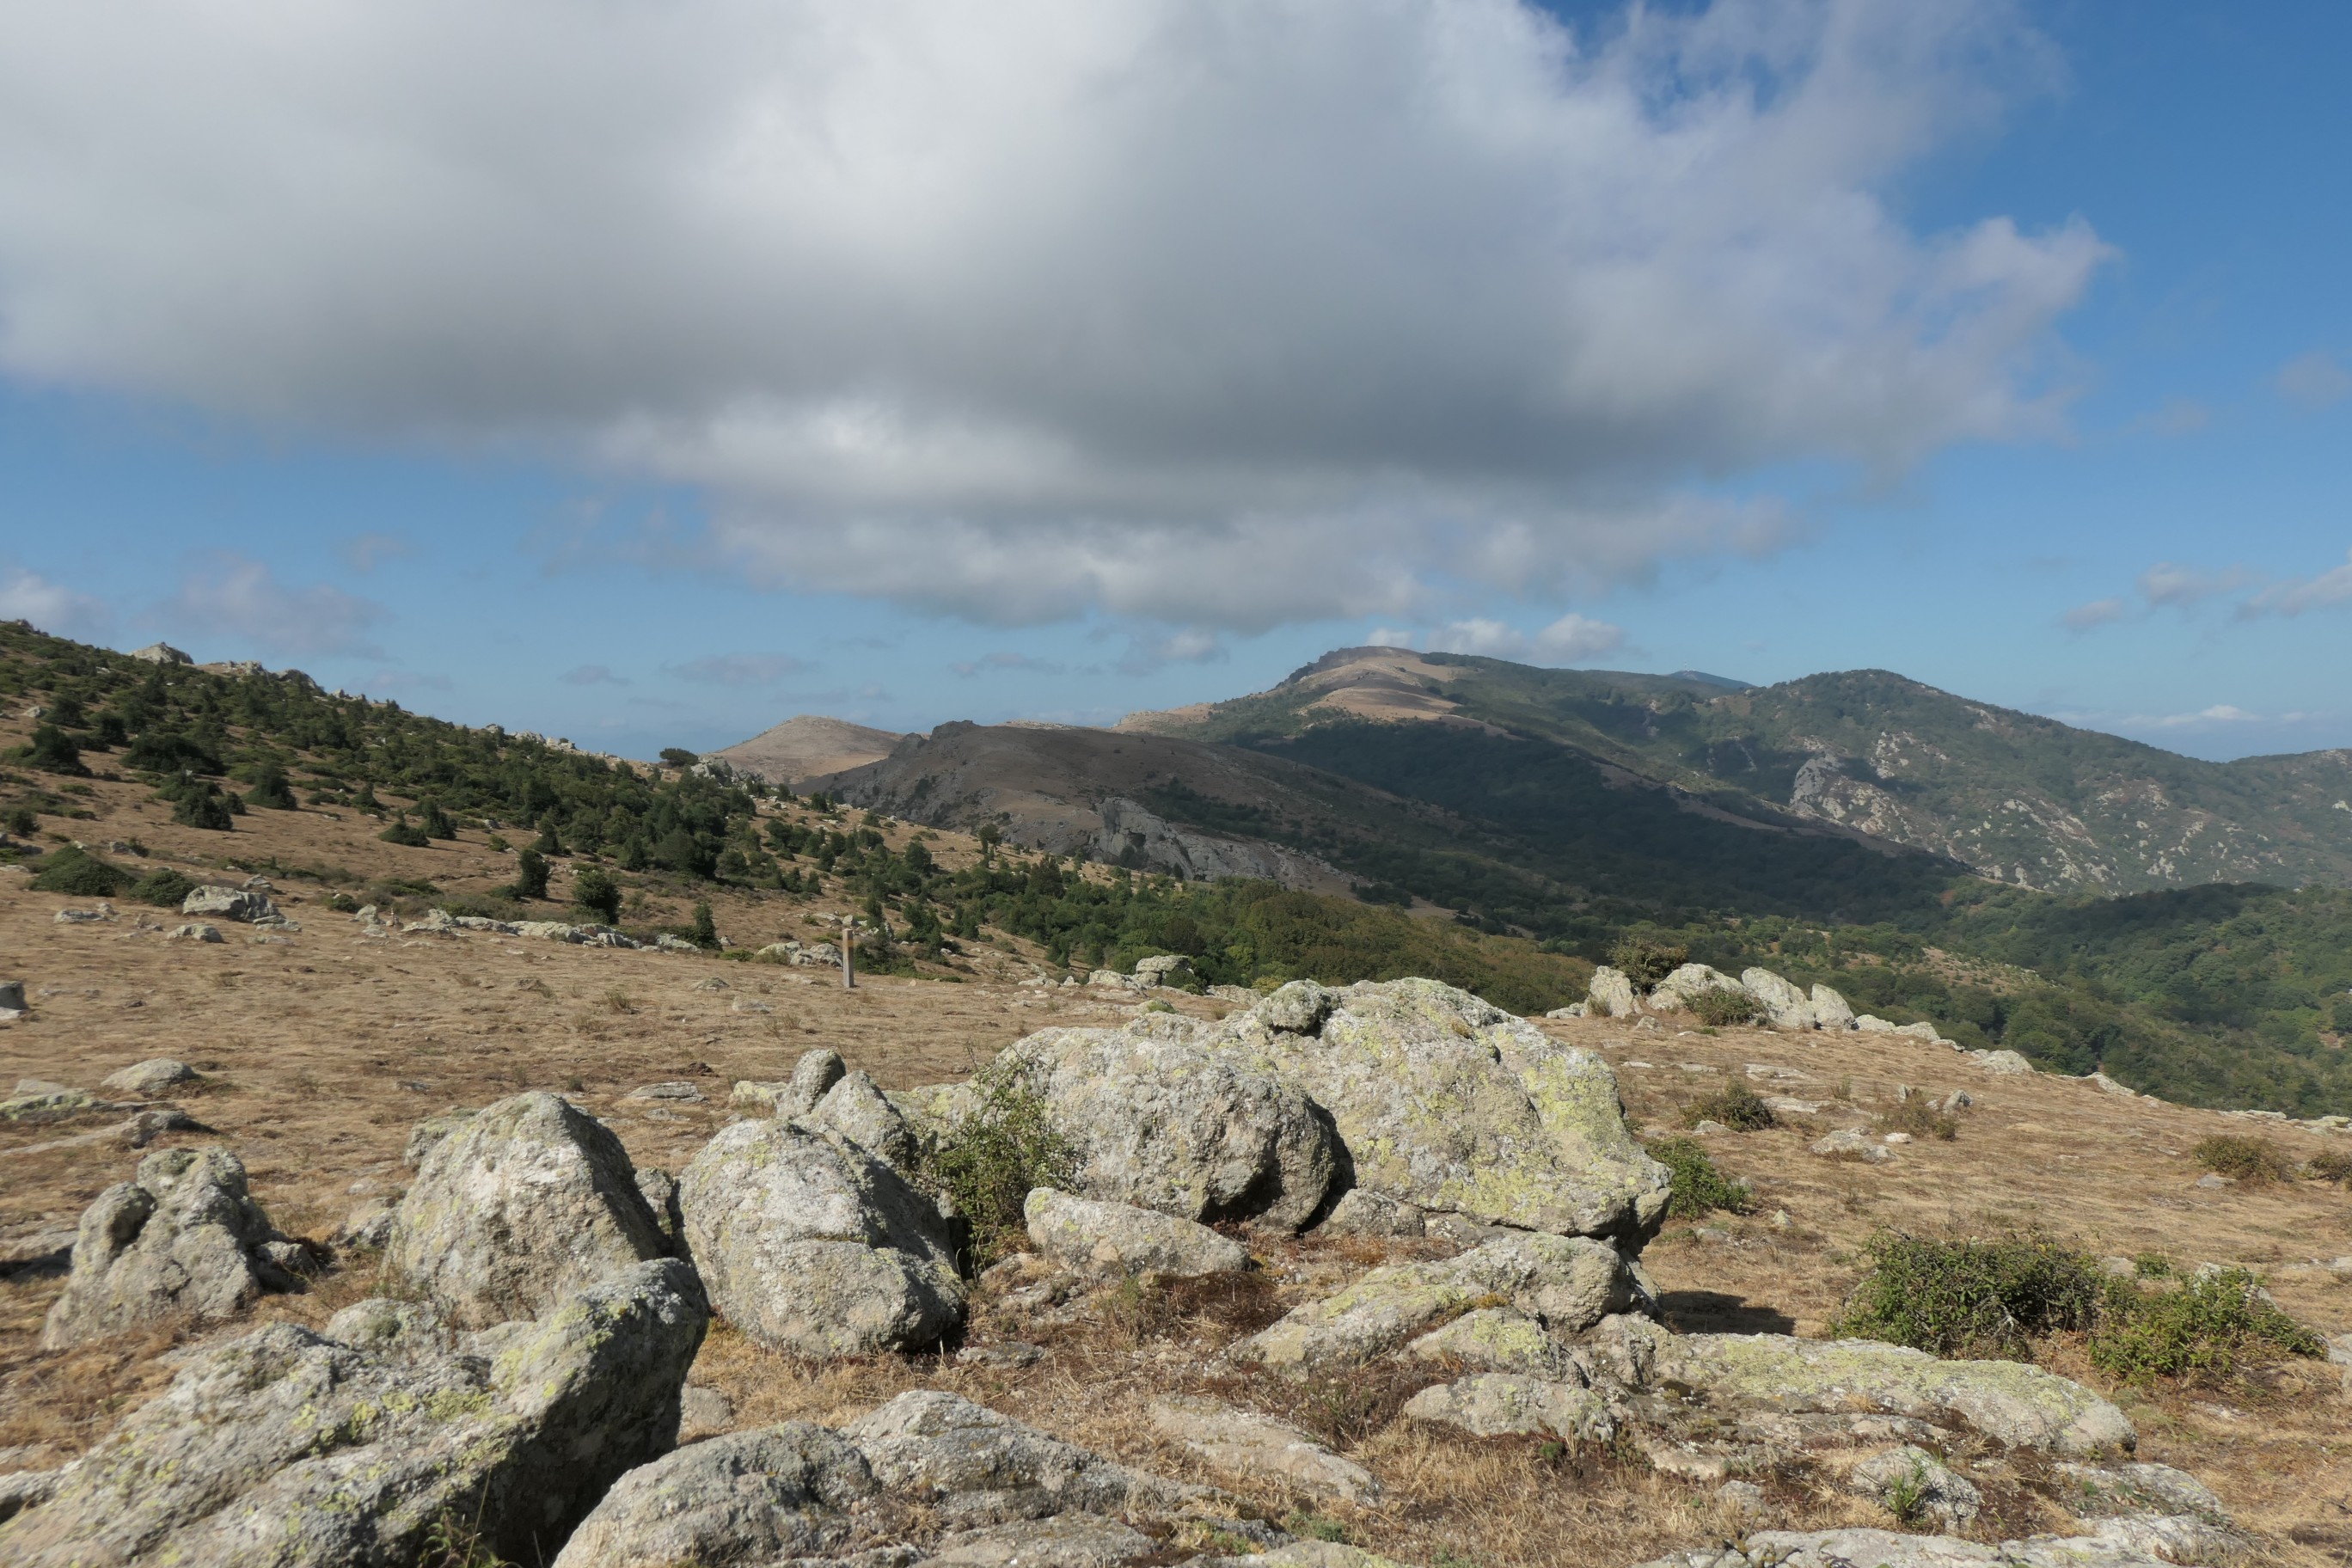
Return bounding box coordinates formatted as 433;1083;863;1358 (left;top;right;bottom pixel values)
560;664;631;686
0;566;112;640
2060;597;2125;631
0;0;2102;630
2242;548;2352;618
159;554;385;657
663;653;815;685
2276;352;2352;410
2138;560;2252;609
1116;628;1226;677
1375;611;1626;665
951;651;1065;678
342;532;417;572
2149;705;2260;728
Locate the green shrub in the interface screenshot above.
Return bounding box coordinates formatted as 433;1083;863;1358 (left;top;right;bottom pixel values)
167;778;236;830
19;723;89;776
2304;1148;2352;1185
4;805;35;836
243;763;298;810
2192;1134;2295;1185
1682;1080;1777;1131
913;1081;1079;1267
1829;1231;2105;1360
1687;987;1761;1027
380;817;432;847
573;867;622;924
1645;1136;1754;1219
659;747;698;768
28;844;128;896
420;798;456;838
1608;935;1687;989
1877;1093;1959;1142
689;901;720;950
509;848;550;900
2089;1267;2324;1383
131;867;198;907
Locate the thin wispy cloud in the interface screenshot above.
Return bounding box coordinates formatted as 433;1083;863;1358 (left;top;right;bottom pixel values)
1370;613;1625;665
0;566;111;640
0;0;2103;633
2275;351;2352;410
664;652;815;685
343;532;417;572
158;554;386;658
560;664;631;686
951;651;1065;678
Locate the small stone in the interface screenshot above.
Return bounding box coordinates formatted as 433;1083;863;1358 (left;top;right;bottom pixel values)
626;1081;707;1103
100;1058;196;1097
166;923;224;943
1810;1129;1892;1163
2195;1173;2231;1189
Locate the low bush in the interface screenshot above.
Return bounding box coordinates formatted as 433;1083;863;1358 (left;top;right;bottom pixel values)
508;848;550;901
1829;1231;2105;1359
1682;1080;1777;1131
28;844;127;897
1688;987;1761;1027
17;723;89;776
1877;1093;1960;1142
243;764;298;810
130;867;198;907
2192;1134;2296;1185
572;867;622;924
162;775;236;830
1608;935;1687;989
379;818;432;848
2303;1148;2352;1185
911;1081;1078;1267
1645;1136;1755;1219
2089;1266;2324;1383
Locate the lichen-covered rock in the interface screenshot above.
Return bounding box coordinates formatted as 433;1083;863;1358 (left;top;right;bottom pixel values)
1650;1334;2135;1455
385;1092;671;1328
40;1146;289;1349
844;1390;1208;1524
1025;1189;1250;1278
1317;1188;1426;1238
636;1167;683;1253
1740;970;1816;1031
100;1057;197;1096
1810;984;1857;1030
1148;1397;1380;1503
1646;964;1743;1011
551;1423;879;1568
1810;1129;1892;1163
2055;1462;2226;1524
1969;1049;2035;1075
679;1118;963;1356
1851;1445;1981;1530
1405;1308;1586;1380
401;1106;477;1166
1234;1232;1632;1373
929;1512;1161;1566
0;1259;707;1567
320;1295;453;1366
1401;1373;1614;1441
181;885;277;922
810;1069;919;1168
985;1017;1340;1232
1207;979;1669;1243
1634;1529;2176;1568
1588;966;1639;1018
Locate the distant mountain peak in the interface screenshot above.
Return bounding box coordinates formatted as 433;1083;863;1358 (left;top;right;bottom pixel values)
1669;669;1751;692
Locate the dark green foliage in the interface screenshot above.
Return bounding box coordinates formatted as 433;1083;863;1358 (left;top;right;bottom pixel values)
122;731;223;774
689;901;719;950
28;844;128;896
572;867;622;924
911;1081;1080;1266
1687;987;1761;1027
1682;1080;1777;1131
1830;1232;2105;1360
2191;1134;2295;1184
168;779;235;831
380;817;432;847
1645;1136;1753;1219
1608;936;1687;988
419;798;456;838
242;763;298;810
130;867;199;907
2303;1148;2352;1185
19;723;89;775
5;805;34;836
659;747;698;768
2089;1267;2324;1383
510;848;550;900
531;815;566;855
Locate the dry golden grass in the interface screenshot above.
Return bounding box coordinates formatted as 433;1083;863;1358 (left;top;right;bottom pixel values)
6;773;2352;1565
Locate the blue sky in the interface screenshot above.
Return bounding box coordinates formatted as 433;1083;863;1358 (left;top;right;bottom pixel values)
1;0;2345;763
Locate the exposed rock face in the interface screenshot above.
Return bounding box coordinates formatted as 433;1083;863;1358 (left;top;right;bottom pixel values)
1649;1334;2135;1455
1634;1528;2177;1568
386;1092;671;1328
1208;980;1669;1243
1740;970;1817;1031
1317;1188;1426;1238
811;1070;921;1169
1234;1233;1633;1373
1588;966;1639;1018
1969;1050;2035;1075
732;1049;852;1118
1647;964;1744;1011
1851;1445;1981;1530
1404;1308;1585;1379
845;1390;1206;1523
0;1259;707;1568
551;1423;880;1568
1148;1396;1380;1503
41;1146;291;1349
1810;984;1858;1029
180;885;277;922
1401;1374;1614;1442
1024;1189;1251;1278
100;1057;197;1096
988;1017;1340;1233
679;1118;963;1356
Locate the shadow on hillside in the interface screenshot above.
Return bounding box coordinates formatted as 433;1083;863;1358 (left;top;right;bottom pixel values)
1656;1289;1795;1335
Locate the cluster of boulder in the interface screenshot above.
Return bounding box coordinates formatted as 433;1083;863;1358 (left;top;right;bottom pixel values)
0;978;2247;1568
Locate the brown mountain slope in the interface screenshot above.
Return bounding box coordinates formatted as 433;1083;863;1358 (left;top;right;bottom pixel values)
711;714;908;788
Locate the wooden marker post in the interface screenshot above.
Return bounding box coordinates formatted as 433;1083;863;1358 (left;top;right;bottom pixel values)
842;914;856;989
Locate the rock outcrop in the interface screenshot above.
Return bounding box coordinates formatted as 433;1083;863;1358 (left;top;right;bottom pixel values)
1024;1188;1251;1278
99;1057;197;1096
1587;965;1639;1018
679;1118;964;1356
1401;1373;1614;1442
1208;980;1669;1242
1;1259;707;1567
180;885;278;922
385;1092;671;1328
41;1146;297;1349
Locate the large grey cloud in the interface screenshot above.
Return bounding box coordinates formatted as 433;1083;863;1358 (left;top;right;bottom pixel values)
0;0;2103;628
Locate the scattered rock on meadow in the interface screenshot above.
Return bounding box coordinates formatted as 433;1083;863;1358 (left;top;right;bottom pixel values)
180;885;277;922
1024;1188;1250;1278
1148;1395;1380;1503
385;1091;672;1328
99;1058;196;1097
1588;966;1639;1018
1811;1130;1893;1163
1404;1308;1587;1380
845;1390;1207;1525
40;1146;291;1349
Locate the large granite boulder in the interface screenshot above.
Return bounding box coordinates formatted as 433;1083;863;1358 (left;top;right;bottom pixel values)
551;1422;879;1568
679;1118;963;1356
809;1069;920;1169
844;1390;1208;1524
1207;979;1669;1242
984;1014;1340;1232
180;885;278;922
41;1146;294;1349
1740;969;1817;1030
1587;965;1639;1018
1646;964;1744;1011
1024;1188;1251;1278
385;1092;671;1328
0;1259;707;1567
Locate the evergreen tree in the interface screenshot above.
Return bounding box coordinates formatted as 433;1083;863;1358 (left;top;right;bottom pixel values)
689;900;720;950
573;866;622;923
511;848;550;900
